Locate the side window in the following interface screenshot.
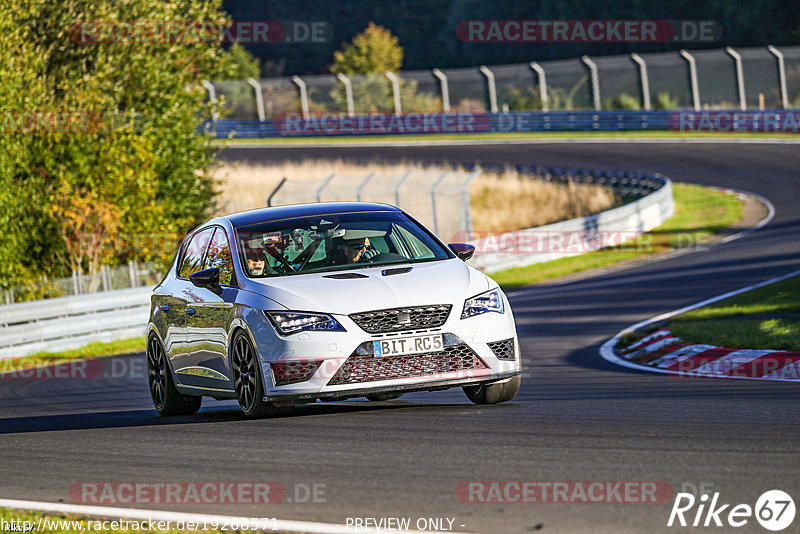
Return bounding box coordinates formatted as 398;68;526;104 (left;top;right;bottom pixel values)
203;228;234;286
178;228;215;279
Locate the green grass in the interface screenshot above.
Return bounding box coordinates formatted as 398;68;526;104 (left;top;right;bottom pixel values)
669;275;800;350
491;183;744;291
217;130;800;145
2;337;145;374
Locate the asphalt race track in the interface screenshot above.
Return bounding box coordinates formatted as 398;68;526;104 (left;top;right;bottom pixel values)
1;142;799;533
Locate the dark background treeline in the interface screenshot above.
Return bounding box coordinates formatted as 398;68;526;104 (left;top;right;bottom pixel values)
223;0;800;76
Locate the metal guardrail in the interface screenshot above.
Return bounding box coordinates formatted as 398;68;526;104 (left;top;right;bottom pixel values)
0;287;152;359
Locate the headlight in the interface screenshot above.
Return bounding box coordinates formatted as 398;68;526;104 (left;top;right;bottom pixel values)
461;287;504;319
266;311;346;335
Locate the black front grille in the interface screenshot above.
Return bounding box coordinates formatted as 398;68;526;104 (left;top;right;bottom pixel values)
328;344;488;385
349;304;452;333
488;338;515;360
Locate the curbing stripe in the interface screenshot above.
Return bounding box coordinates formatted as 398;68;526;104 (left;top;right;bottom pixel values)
600;267;800;382
0;498;470;534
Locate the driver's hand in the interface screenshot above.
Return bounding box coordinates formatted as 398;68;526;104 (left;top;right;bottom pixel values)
358;248;379;262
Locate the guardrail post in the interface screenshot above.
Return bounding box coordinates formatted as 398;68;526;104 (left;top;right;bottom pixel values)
200;80;219;123
679;50;701;111
336;74;355;116
462;167;482;235
767;45;789;109
291;76;310;120
725;47;746;111
529;62;549;112
581;56;601;111
630;53;651;111
316;174;336;202
393;170;413;207
479;66;498;113
430;171;449;235
247;77;266;121
355;173;374;202
432;68;450;112
385;72;402;115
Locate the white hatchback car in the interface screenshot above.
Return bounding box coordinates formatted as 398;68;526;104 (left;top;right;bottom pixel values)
147;202;521;418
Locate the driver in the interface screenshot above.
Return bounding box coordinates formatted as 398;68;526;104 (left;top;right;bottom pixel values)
342;237;379;264
247;256;266;276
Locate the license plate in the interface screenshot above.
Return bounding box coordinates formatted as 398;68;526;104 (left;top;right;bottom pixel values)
373;334;444;357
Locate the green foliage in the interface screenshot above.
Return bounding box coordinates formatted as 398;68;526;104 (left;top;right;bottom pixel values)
218;45;261;80
0;0;244;289
652;92;680;110
605;93;641;110
331;22;403;75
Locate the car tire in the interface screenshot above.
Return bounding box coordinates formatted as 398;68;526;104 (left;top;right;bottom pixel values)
463;375;521;405
231;331;282;419
147;335;202;416
365;393;404;401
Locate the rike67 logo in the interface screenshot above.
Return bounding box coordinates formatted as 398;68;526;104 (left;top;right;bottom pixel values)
668;490;795;531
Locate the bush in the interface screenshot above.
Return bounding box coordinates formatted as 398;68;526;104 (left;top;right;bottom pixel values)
0;0;245;289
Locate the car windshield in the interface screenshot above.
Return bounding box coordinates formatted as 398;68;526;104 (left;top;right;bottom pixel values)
235;211;452;278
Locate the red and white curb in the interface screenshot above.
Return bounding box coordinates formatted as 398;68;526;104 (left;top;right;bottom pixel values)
599;268;800;382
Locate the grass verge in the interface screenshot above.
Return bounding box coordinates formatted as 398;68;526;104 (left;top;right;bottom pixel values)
218;130;800;145
491;183;744;291
669;275;800;351
1;337;145;374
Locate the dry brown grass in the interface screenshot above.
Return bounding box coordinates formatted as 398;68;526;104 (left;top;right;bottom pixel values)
214;160;617;233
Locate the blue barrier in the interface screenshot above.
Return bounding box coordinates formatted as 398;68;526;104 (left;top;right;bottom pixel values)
204;109;800;138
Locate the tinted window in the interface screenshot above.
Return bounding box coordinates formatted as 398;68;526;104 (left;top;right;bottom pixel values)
236;211;451;278
203;228;234;286
178;228;215;279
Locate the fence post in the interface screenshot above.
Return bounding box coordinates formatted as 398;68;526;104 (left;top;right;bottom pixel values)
291;75;310;120
430;171;449;236
385;72;402;115
581;55;601;111
316;174;336;202
128;261;138;288
200;80;219;123
72;270;79;295
479;66;498;113
432;69;450;112
336;74;355;116
630;53;651;111
393;170;413;207
247;77;266;121
356;173;374;202
529;62;549;112
767;45;789;109
725;47;746;111
101;265;110;292
266;177;287;207
679;50;700;111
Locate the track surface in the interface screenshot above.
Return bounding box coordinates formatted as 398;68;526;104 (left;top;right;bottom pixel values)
2;143;799;533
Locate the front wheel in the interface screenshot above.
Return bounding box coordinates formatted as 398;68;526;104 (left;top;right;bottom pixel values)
463;375;520;405
147;335;202;416
231;331;282;419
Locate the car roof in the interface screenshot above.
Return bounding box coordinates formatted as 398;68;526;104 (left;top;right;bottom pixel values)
220;202;402;229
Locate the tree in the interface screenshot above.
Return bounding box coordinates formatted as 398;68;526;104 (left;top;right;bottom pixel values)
331;22;403;75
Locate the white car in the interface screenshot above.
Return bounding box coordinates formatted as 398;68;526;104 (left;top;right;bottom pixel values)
147;202;521;418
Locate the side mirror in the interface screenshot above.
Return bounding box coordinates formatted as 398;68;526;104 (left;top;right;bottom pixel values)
189;267;221;292
448;243;475;261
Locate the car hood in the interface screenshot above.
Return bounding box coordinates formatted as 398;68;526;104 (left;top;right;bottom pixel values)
243;259;491;315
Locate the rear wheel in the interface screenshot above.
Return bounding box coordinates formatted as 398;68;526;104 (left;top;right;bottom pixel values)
231;331;282;419
147;335;202;416
463;375;520;405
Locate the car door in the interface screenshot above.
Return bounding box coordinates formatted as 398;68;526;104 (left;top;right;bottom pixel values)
170;227;215;381
180;227;238;390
